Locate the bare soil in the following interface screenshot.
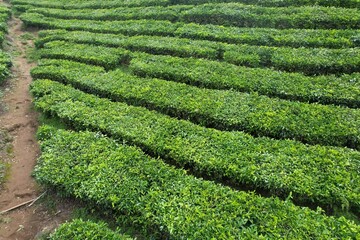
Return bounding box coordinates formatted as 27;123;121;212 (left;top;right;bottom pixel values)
0;6;73;240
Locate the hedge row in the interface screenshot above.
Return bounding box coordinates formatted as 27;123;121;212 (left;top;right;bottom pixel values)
0;6;11;84
23;12;360;49
23;3;360;30
36;127;360;239
31;79;360;212
0;4;10;182
169;0;360;8
31;60;360;151
37;31;220;60
21;13;179;36
50;219;132;240
36;31;360;75
12;0;168;10
11;0;360;9
0;6;10;34
28;5;193;22
38;41;130;70
223;44;360;75
130;54;360;108
0;14;8;33
175;23;360;49
181;3;360;29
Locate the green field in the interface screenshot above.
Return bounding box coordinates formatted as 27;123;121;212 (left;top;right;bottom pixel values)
12;0;360;238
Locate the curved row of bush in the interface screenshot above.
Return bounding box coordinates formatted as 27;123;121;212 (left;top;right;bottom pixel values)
31;59;360;150
169;0;360;8
23;12;360;49
36;49;360;108
35;37;360;107
38;41;130;70
21;13;179;36
181;3;360;29
50;219;132;240
36;127;360;239
31;79;360;212
12;0;360;9
24;3;360;29
175;23;360;49
223;44;360;75
37;32;360;76
28;5;193;22
37;32;221;60
12;0;168;11
130;53;360;108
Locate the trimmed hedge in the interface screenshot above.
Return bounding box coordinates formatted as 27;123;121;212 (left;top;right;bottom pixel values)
169;0;360;8
24;12;360;49
38;41;130;70
31;60;360;150
35;30;360;75
175;23;360;49
28;5;193;22
50;219;132;240
31;16;360;49
37;32;221;60
21;13;179;36
11;0;360;9
36;127;360;239
31;79;360;211
223;44;360;75
130;53;360;108
21;3;360;30
12;0;169;10
181;3;360;29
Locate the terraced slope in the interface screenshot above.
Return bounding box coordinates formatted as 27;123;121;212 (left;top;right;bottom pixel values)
13;0;360;238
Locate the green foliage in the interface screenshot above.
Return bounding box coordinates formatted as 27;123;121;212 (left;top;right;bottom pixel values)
223;44;360;75
175;23;360;48
36;127;360;239
18;0;360;237
35;30;222;60
20;3;360;30
20;13;178;36
28;5;193;22
0;5;11;85
31;79;360;212
181;3;360;29
31;60;360;150
32;16;360;49
11;0;360;9
130;53;360;108
169;0;360;8
38;41;130;70
12;0;169;10
35;30;360;75
0;162;6;185
49;219;132;240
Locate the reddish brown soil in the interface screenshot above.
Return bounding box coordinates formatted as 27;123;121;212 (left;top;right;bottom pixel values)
0;5;73;240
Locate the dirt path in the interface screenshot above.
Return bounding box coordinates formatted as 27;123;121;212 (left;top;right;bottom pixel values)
0;5;72;240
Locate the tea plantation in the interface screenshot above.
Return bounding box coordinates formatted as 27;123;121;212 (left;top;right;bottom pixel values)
11;0;360;238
